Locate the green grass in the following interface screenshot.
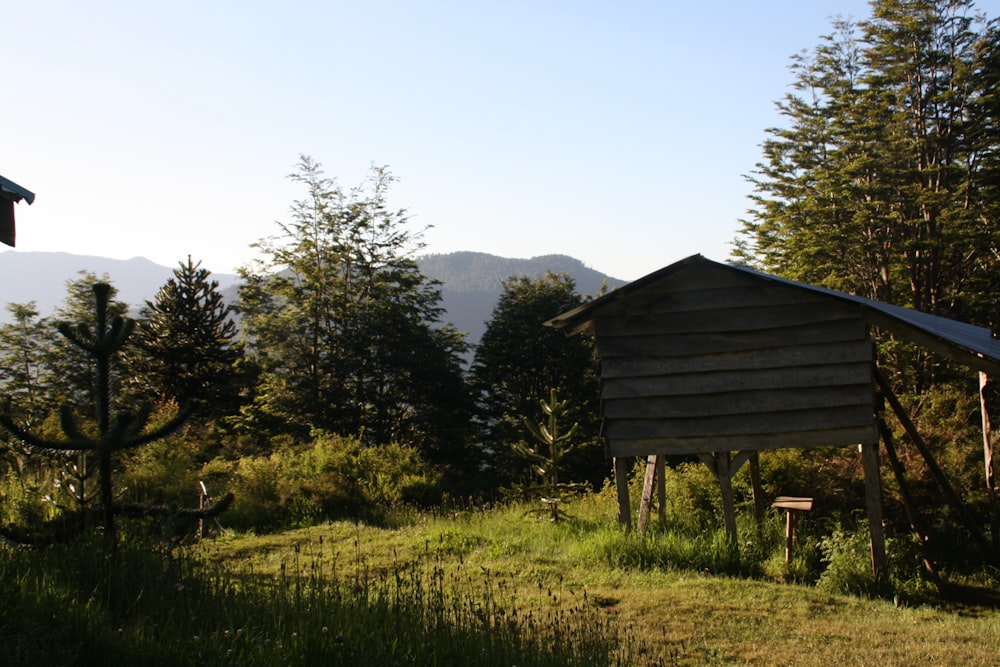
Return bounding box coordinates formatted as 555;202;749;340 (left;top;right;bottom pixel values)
4;491;1000;665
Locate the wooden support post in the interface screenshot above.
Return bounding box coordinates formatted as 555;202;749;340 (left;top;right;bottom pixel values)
637;455;658;534
656;454;667;528
874;365;993;557
699;451;754;547
198;480;209;539
785;511;795;563
860;442;887;587
718;452;738;546
980;372;1000;554
749;451;765;531
614;457;632;530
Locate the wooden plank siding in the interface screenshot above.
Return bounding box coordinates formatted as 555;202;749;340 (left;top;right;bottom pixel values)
592;272;879;456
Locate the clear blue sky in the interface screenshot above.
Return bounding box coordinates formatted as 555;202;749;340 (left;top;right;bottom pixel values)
5;0;994;283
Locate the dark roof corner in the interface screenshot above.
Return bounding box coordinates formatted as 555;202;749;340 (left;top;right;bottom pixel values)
0;175;35;205
0;174;35;248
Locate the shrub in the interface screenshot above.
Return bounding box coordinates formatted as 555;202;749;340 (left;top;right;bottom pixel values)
660;461;724;533
224;433;443;530
816;519;935;601
816;523;877;596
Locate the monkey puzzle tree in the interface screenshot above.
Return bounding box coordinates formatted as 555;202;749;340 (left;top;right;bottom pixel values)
0;283;229;544
513;387;589;522
38;272;131;413
469;272;603;490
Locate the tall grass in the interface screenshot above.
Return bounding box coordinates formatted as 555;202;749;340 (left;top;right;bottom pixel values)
0;521;656;666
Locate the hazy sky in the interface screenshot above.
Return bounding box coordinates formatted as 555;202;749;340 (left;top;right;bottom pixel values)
5;0;995;284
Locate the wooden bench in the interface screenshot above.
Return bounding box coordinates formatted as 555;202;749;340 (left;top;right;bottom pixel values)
772;496;813;565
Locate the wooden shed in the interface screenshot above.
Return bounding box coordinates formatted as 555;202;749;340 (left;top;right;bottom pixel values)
547;255;1000;580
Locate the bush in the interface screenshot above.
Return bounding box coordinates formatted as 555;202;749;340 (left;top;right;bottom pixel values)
816;523;877;596
117;432;204;506
224;433;444;530
661;461;724;533
816;519;935;601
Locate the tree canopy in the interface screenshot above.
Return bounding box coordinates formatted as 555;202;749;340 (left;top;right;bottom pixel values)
236;156;473;470
735;0;1000;330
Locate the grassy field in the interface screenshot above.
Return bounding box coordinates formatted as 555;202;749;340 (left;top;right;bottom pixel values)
194;492;1000;666
4;489;1000;665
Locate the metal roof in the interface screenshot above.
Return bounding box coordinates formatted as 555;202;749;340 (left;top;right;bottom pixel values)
546;254;1000;376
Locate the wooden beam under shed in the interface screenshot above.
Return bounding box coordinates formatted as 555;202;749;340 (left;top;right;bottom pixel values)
614;456;631;529
874;365;993;558
860;442;887;587
698;451;753;546
636;455;667;534
979;372;1000;554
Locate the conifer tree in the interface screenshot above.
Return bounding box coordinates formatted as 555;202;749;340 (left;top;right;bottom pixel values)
40;272;131;412
0;283;229;544
736;1;998;316
734;0;1000;388
0;302;46;424
470;272;603;489
514;388;589;521
132;256;243;418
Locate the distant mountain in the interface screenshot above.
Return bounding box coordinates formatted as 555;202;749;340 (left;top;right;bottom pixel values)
0;251;239;322
418;251;624;344
0;250;625;346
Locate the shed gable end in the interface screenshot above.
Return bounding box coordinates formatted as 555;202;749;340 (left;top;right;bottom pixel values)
592;266;878;456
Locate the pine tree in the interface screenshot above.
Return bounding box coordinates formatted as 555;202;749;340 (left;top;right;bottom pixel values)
132;256;243;418
0;302;46;424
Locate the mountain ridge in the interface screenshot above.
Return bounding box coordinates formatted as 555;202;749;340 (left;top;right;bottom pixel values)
0;250;626;344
